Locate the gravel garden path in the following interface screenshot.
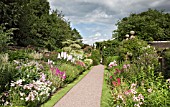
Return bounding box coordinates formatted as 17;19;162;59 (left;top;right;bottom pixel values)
54;64;104;107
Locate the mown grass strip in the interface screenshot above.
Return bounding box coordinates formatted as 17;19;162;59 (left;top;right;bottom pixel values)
41;67;92;107
101;69;112;107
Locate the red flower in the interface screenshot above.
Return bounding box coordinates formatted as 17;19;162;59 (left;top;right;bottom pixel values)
117;78;121;86
112;78;121;87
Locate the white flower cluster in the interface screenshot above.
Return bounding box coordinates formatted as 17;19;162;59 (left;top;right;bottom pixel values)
10;73;52;102
57;52;75;62
108;60;117;68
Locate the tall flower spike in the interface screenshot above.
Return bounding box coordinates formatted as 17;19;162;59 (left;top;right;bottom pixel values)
117;78;121;86
57;53;61;59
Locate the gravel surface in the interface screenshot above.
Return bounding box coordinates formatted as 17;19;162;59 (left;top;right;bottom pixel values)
54;64;104;107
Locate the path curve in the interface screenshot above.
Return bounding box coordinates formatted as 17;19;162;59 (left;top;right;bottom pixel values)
54;64;104;107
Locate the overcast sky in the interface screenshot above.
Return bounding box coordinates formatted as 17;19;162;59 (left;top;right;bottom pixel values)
48;0;170;45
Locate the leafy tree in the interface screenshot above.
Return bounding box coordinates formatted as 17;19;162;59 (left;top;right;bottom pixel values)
114;9;170;41
0;0;83;50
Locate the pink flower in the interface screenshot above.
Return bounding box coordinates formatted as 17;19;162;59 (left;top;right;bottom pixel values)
114;68;121;75
112;81;117;87
123;64;127;69
40;73;46;82
124;90;131;95
110;76;112;79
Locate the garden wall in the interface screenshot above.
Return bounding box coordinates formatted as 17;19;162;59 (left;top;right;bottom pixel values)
148;41;170;78
148;41;170;49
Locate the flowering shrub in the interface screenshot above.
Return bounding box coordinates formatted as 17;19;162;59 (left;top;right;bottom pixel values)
49;67;66;88
84;59;93;68
106;46;170;107
0;60;66;106
58;63;80;83
9;73;52;106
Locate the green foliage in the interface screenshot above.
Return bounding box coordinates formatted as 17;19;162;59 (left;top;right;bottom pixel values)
0;0;83;51
162;49;170;78
58;63;80;83
104;56;119;66
115;38;148;62
89;49;101;65
84;59;93;68
114;9;170;41
105;46;170;106
8;50;30;61
0;63;15;93
0;25;13;52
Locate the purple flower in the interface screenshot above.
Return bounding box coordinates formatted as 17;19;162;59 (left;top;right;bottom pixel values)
56;68;60;75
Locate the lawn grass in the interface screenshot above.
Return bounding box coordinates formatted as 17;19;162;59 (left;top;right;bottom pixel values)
41;67;92;107
101;69;112;107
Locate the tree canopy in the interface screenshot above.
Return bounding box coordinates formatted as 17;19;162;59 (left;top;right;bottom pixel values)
0;0;83;51
113;9;170;41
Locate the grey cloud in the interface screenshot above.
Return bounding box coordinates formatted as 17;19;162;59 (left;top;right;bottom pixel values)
49;0;170;44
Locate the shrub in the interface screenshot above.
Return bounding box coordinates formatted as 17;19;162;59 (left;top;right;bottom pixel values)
115;38;148;62
89;49;101;65
0;25;13;53
0;63;15;93
84;59;93;68
8;50;29;61
162;49;170;78
103;56;119;66
58;63;80;83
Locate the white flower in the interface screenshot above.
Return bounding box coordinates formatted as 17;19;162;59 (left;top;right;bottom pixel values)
10;82;15;87
71;58;75;63
133;95;139;102
57;53;61;59
108;60;117;67
25;96;29;101
63;52;67;59
20;92;25;96
131;83;137;88
134;104;140;107
13;60;19;64
61;52;64;58
117;94;124;101
131;89;137;94
16;79;23;86
138;94;144;101
67;55;72;61
166;79;170;83
147;88;152;93
4;101;9;106
48;59;52;65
